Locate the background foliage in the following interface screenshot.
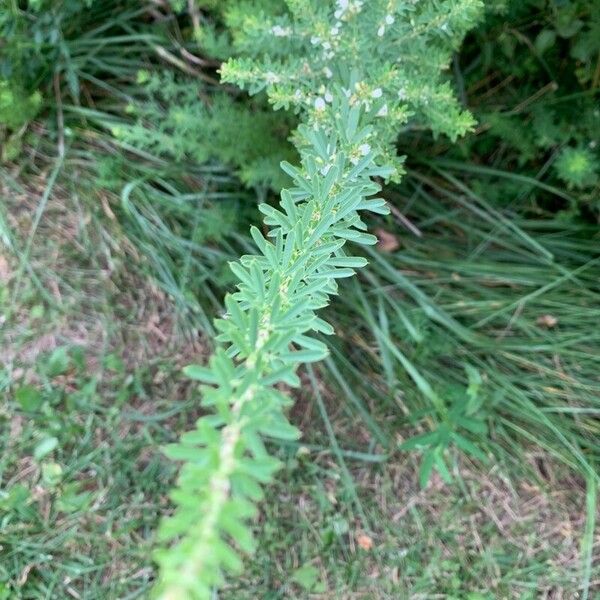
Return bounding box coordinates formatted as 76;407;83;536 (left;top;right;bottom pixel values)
0;0;598;598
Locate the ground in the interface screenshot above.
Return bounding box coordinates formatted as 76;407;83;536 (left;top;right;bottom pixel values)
0;169;598;599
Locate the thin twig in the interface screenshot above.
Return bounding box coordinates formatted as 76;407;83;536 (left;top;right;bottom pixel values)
53;73;65;158
152;44;219;84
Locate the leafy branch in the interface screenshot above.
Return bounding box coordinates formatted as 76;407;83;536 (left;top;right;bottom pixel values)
154;101;391;599
154;1;483;598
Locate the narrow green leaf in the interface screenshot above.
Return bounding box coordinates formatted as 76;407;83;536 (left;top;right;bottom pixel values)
183;365;219;384
419;450;435;489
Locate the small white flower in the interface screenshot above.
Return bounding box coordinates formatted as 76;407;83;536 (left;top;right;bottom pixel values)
265;71;278;83
271;25;290;37
311;36;320;45
372;88;383;98
331;26;339;35
385;14;395;25
377;104;388;117
334;0;348;18
359;143;371;156
322;41;331;50
323;67;333;79
378;25;385;37
350;156;360;165
294;89;302;99
320;165;331;176
325;91;333;103
398;88;407;100
314;97;326;111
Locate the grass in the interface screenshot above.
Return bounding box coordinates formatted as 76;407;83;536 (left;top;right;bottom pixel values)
2;158;598;598
0;169;231;598
226;447;592;599
315;167;600;472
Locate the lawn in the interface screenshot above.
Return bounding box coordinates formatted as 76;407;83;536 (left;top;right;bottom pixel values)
2;164;597;598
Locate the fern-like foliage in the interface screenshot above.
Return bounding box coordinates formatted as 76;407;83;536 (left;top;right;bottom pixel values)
111;70;296;189
154;1;483;598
